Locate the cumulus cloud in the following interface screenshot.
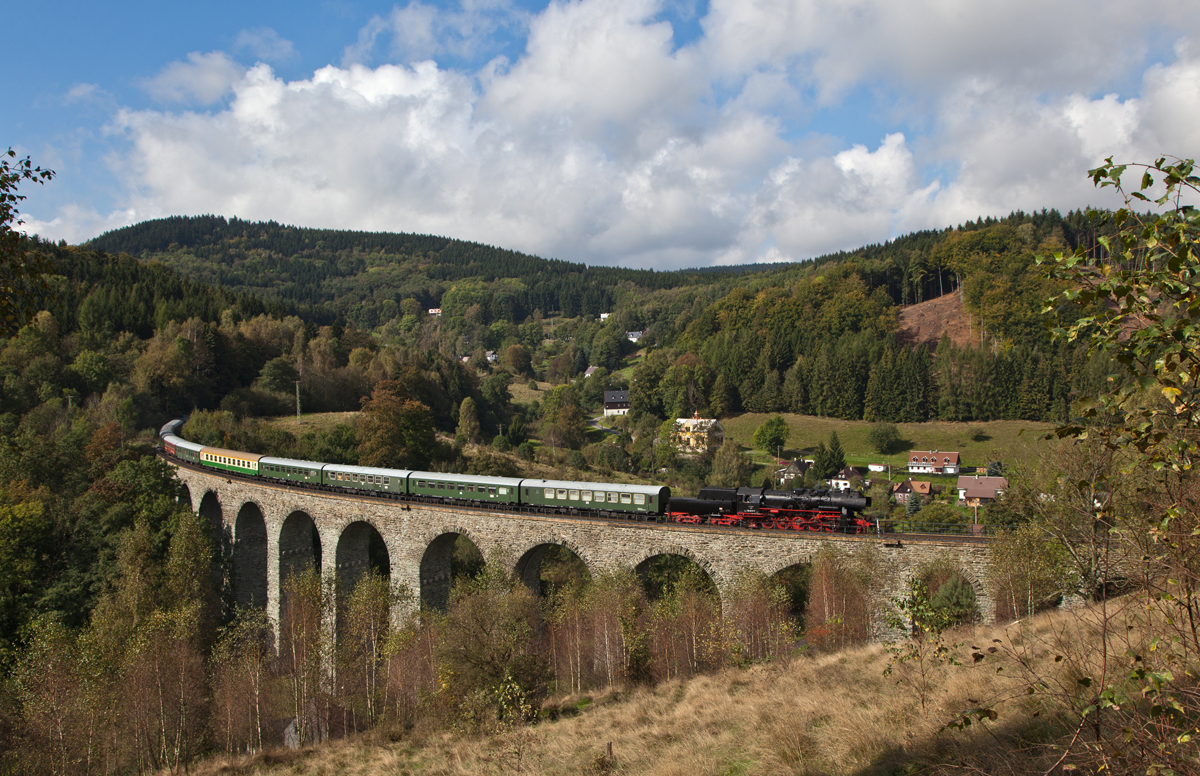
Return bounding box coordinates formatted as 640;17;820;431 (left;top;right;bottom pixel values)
24;0;1200;269
142;51;246;105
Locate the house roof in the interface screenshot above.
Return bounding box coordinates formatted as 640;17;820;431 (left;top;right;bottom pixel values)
833;467;862;480
908;450;960;465
893;479;931;494
674;416;723;431
603;390;628;403
964;486;1002;500
956;475;1008;490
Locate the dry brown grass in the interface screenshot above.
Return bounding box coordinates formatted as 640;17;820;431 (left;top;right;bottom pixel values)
262;411;359;434
509;379;549;407
189;603;1128;776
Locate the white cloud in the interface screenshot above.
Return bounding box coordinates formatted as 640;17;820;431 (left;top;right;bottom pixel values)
19;204;140;245
234;27;298;64
24;0;1200;270
142;51;246;105
64;83;105;104
700;0;1183;102
343;0;527;66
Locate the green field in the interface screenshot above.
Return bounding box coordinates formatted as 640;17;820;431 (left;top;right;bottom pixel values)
719;413;1053;472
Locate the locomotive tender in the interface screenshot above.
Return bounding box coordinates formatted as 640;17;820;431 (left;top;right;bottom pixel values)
159;419;871;532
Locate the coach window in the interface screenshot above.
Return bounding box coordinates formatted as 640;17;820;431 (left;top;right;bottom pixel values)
608;492;618;503
568;490;579;501
499;487;508;495
634;494;646;505
489;487;496;496
556;489;567;499
620;493;632;504
544;488;554;499
582;491;592;502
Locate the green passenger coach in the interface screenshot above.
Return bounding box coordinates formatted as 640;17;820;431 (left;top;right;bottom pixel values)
520;479;669;514
324;464;409;494
259;456;323;484
409;473;522;505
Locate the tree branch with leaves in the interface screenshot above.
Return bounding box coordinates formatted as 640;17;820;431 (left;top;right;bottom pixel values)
0;149;55;335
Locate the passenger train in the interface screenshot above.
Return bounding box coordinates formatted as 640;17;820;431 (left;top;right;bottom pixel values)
159;419;872;532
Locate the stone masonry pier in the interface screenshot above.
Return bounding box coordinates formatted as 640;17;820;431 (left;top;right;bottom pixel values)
172;463;996;639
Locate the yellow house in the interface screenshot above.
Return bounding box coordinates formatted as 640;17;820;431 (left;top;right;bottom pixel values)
673;412;725;453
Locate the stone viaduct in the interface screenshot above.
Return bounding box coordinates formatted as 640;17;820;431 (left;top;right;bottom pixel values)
171;463;997;639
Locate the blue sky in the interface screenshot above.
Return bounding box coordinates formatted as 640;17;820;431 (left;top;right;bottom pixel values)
6;0;1199;270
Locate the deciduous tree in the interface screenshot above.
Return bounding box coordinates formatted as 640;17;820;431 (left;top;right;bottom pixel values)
752;415;790;455
0;149;54;335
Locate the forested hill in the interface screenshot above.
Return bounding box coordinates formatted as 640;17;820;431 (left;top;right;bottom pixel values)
86;216;718;327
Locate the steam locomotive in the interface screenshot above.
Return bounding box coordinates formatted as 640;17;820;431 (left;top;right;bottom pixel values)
160;419;872;533
667;486;873;533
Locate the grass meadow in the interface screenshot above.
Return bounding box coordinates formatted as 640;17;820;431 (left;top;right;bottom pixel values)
719;414;1053;472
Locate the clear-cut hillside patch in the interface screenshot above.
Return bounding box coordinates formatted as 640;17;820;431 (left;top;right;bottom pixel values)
898;290;974;349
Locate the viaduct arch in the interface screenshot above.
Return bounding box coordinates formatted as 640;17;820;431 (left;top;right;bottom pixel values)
172;465;996;640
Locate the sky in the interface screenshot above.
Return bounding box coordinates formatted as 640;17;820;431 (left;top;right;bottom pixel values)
6;0;1200;271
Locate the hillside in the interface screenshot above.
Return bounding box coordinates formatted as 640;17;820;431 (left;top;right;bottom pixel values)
84;216;714;325
83;209;1106;331
898;290;975;348
186;603;1117;775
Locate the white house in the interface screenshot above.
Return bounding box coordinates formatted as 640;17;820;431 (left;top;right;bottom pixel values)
907;450;960;474
830;467;864;491
603;390;630;417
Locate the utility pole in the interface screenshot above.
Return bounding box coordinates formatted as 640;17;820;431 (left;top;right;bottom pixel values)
295;381;301;425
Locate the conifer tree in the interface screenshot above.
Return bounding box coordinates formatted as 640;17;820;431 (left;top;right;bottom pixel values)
827;431;847;475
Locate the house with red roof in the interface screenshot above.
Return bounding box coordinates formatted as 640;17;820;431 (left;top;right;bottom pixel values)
893;479;931;504
907;450;960;474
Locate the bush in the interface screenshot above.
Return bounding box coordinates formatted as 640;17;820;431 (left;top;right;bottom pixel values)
867;422;901;454
930;574;979;624
516;442;536;461
568;450;588;470
492;436;512;452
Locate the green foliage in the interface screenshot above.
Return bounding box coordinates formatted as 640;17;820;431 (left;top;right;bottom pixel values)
884;577;964;714
256;356;298;394
826;431;846;473
929;574;977;625
752;415;790;454
0;150;55;335
709;438;754;487
867;421;902;454
456;397;481;444
908;500;964;526
0;499;53;660
988;522;1071;619
437;555;551;729
1042;156;1200;469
